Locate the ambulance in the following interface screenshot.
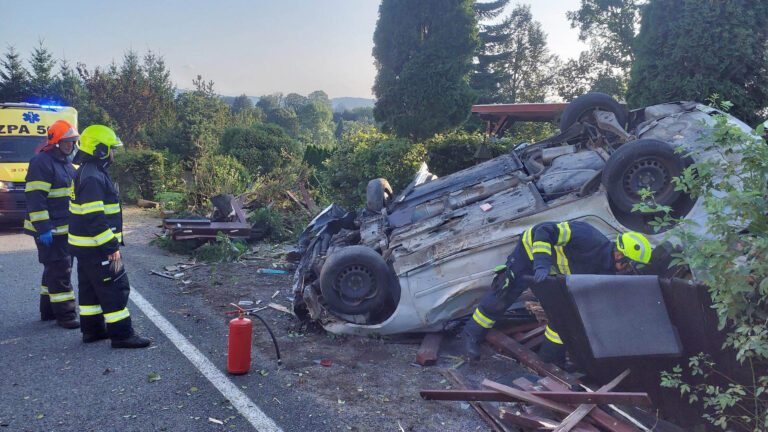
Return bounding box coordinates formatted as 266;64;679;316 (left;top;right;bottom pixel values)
0;103;78;225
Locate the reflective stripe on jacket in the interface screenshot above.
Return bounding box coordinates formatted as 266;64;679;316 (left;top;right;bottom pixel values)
24;150;75;236
68;162;122;257
521;221;614;275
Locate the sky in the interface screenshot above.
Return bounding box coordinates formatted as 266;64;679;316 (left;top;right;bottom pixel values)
1;0;586;99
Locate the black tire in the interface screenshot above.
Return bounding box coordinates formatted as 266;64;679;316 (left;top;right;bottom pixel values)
601;139;686;213
560;92;627;132
319;245;397;315
366;178;393;212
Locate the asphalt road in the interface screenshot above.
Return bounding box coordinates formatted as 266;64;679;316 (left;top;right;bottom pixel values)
0;227;338;432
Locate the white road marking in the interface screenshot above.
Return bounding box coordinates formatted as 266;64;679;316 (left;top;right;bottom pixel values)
129;287;283;432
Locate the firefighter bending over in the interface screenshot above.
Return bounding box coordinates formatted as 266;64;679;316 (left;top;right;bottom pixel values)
69;125;150;348
462;221;652;364
24;120;80;329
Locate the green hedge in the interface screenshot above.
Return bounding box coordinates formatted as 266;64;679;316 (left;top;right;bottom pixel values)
109;148;165;202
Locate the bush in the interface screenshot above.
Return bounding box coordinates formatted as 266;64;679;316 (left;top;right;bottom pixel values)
109;148;164;202
191;154;251;206
155;191;188;212
424;131;510;177
219;123;302;176
193;232;249;262
324;129;426;209
248;208;296;243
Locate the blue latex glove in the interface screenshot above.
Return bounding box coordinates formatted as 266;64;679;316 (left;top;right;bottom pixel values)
39;230;53;246
533;267;549;283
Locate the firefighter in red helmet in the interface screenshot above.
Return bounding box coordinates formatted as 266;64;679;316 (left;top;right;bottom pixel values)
24;120;80;328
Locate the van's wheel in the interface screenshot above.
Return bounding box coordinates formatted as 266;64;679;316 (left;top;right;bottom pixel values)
560;92;627;132
601;139;687;213
319;246;397;315
366;178;393;212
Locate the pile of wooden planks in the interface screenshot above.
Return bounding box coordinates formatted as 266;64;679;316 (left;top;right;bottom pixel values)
419;328;658;432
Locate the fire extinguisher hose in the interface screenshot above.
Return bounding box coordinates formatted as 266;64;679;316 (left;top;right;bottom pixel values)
247;311;282;365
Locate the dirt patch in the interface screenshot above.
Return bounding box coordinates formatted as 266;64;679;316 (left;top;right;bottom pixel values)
127;206;527;431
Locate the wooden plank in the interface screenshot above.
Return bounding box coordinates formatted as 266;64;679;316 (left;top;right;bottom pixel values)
514;325;546;342
415;333;443;366
523;334;545;350
441;370;512;432
539;378;641;432
499;321;541;335
554;370;630;432
483;379;641;432
486;329;581;387
511;378;600;432
499;407;557;429
419;389;651;406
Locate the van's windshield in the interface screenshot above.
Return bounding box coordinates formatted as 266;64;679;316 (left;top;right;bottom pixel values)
0;136;45;163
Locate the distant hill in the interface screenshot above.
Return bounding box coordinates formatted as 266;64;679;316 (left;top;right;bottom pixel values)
331;97;375;112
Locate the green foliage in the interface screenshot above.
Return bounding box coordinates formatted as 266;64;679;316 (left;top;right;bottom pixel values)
627;0;768;124
373;0;479;141
473;4;556;104
109;148;165;202
191;154;251;205
27;40;56;103
248;208;297;243
155;191;188;212
424;131;501;177
231;94;253;114
0;46;29;102
324;129;426;209
219;123;302;176
635;98;768;430
193;232;248;263
150;236;199;255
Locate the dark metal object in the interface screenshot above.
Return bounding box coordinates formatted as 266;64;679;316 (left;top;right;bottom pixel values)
163;196;250;240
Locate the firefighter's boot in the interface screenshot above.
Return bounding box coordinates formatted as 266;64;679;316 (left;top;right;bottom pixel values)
57;318;80;329
83;330;109;343
538;338;567;367
111;334;151;349
462;319;489;361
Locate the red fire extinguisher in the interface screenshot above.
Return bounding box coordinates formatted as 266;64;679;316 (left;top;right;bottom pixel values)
227;312;252;375
226;303;282;375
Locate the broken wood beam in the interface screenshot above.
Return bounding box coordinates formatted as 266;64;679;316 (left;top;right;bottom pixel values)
440;370;513;432
415;333;443;366
482;379;640;432
486;329;581;387
514;325;546;343
418;389;651;406
553;369;630;432
500;321;541;336
539;377;641;432
499;407;557;430
523;334;546;350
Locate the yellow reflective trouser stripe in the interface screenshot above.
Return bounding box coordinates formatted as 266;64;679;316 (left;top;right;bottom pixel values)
48;187;73;198
531;241;552;255
522;228;534;260
70;200;105;215
68;228;115;247
104;308;130;323
554;246;571;275
473;308;495;329
104;203;120;214
29;210;49;221
40;285;49;295
556;222;571;246
25;181;51;192
545;325;563;344
79;305;103;316
50;291;75;302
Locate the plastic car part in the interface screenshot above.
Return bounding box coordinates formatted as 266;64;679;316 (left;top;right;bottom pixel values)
601;138;687;213
366;178;393;213
319;245;398;315
560;92;627;132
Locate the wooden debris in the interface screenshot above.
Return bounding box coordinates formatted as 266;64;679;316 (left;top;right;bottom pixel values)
137;199;160;209
267;303;293;316
415;333;443;366
514;325;546;343
523;334;546;350
440;369;512;432
553;369;630;432
486;329;581;387
419;389;651;406
150;270;176;280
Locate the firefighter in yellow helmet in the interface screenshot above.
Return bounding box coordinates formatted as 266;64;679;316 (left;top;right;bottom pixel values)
68;125;150;348
462;221;652;364
24;120;80;328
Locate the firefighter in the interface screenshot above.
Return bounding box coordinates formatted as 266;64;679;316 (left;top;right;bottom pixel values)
462;221;652;363
24;120;80;329
69;125;150;348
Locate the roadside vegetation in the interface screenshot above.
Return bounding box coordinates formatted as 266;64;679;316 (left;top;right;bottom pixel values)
2;2;768;428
